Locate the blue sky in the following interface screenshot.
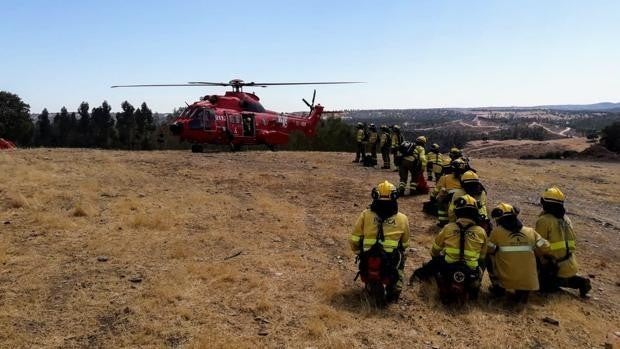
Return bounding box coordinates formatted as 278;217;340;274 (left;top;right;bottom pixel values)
1;0;619;113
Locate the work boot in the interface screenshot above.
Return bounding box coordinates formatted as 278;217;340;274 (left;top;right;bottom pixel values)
386;290;401;303
579;278;592;298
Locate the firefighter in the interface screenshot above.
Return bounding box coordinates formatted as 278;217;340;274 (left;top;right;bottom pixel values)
447;171;489;231
450;147;475;172
426;143;444;182
411;194;487;301
535;187;592;298
379;125;391;169
431;159;466;227
409;136;428;194
353;122;365;163
350;180;410;302
397;141;418;196
487;203;551;303
390;125;403;170
367;123;378;162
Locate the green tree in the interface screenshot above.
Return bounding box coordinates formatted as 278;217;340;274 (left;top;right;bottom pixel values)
135;102;155;149
77;102;91;147
91;101;116;148
0;91;34;145
53;106;72;146
600;121;620;152
116;101;136;149
35;108;53;146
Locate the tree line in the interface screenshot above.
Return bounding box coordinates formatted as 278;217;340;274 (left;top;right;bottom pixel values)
1;91;162;149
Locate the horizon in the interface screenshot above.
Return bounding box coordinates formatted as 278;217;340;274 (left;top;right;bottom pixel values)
2;0;619;113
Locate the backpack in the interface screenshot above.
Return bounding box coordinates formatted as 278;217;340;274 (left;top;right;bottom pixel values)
436;222;481;301
356;217;396;286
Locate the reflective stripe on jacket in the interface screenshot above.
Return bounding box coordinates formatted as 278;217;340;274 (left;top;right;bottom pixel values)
350;209;410;254
488;225;550;290
535;213;579;278
430;218;487;269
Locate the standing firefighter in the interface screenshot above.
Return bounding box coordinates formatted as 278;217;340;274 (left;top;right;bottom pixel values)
536;187;592;298
426;143;444;182
487;203;551;303
353;122;365;163
411;195;487;303
390;125;403;170
411;136;429;194
379;125;391;169
350;181;410;304
367;123;378;162
397;141;418;196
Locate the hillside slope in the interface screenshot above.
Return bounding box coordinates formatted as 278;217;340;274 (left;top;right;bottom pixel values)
0;150;618;348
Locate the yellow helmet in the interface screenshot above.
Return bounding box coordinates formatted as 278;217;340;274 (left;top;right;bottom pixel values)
491;203;520;218
454;194;478;210
416;136;427;145
541;186;565;203
450;158;467;171
461;170;479;183
431;143;440;151
372;180;398;201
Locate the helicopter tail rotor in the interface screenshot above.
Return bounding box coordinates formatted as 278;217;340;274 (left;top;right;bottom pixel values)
303;89;317;110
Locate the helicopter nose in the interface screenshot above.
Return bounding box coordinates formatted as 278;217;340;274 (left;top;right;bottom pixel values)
169;122;183;135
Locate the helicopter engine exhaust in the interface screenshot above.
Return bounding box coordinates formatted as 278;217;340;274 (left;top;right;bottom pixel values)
169;122;183;135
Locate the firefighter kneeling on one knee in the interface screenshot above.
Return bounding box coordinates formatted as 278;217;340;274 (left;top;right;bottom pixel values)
411;195;487;303
487;203;551;303
349;181;410;303
536;187;591;298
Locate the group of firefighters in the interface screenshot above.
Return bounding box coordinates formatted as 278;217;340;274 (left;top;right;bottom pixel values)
349;125;592;305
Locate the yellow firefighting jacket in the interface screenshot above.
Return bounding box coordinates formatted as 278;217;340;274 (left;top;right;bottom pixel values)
535;213;579;278
488;225;550;291
350;209;410;254
415;145;427;168
426;151;444;175
368;131;378;144
379;132;389;148
390;133;401;149
447;189;488;223
356;129;364;142
431;218;487;269
432;173;462;200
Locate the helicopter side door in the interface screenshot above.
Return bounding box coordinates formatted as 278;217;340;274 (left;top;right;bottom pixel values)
241;113;255;137
226;113;243;137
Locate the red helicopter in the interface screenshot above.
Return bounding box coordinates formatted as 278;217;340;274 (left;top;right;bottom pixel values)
111;79;359;152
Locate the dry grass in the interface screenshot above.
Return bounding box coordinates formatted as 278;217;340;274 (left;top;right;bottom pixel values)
0;148;618;348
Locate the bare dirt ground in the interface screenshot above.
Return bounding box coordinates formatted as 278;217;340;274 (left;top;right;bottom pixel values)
465;138;591;159
1;149;619;348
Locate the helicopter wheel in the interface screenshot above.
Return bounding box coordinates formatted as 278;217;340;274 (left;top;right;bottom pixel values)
230;143;242;152
267;144;278;152
191;144;204;153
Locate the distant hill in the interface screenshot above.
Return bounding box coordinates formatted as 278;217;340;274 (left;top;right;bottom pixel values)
536;102;620;111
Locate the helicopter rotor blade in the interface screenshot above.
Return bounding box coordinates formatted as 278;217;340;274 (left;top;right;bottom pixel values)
303;98;312;108
111;84;221;88
250;81;363;86
311;89;316;106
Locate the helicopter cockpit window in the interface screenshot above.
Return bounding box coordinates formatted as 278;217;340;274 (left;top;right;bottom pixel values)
188;109;205;130
240;100;266;113
204;110;216;130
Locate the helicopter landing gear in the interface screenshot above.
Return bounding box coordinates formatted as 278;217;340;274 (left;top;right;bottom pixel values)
267;144;278;152
191;144;204;153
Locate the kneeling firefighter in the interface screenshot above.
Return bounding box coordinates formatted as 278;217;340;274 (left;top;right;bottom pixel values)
535;187;591;298
411;195;487;303
350;181;410;304
448;170;490;233
487;203;551;303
